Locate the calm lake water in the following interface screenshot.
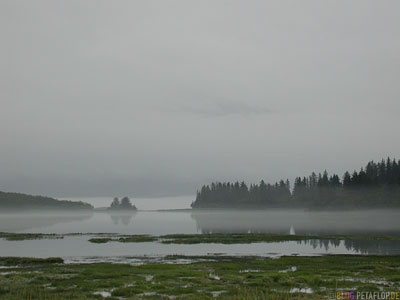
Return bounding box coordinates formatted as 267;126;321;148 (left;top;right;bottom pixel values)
1;197;400;261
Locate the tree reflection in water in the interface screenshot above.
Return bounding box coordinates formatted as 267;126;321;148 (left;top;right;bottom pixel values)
108;212;136;226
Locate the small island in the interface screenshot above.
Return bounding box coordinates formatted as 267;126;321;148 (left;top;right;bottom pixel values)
107;196;137;211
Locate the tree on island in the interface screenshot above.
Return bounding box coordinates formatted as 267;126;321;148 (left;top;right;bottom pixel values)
120;197;135;209
110;197;120;208
108;196;137;211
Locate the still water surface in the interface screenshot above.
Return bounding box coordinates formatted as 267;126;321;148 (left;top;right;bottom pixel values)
1;197;400;261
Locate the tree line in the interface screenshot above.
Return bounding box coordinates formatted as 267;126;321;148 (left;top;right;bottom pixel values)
191;158;400;209
0;191;93;211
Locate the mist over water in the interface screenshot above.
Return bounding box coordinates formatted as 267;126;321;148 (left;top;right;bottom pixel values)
191;210;400;236
59;196;194;210
1;200;399;236
1;197;400;260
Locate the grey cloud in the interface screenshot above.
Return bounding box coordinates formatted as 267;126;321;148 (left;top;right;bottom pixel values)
1;0;400;197
177;100;271;117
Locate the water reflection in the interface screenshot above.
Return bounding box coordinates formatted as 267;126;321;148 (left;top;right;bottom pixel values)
108;212;136;226
298;239;400;255
190;210;400;255
191;210;400;236
1;209;400;257
0;212;93;232
0;236;398;258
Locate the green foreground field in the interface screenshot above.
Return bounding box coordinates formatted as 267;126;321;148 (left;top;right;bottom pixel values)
1;255;400;300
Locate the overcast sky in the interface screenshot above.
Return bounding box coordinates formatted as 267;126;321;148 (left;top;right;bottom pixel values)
1;1;400;197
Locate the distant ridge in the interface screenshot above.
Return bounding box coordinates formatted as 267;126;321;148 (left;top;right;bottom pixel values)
0;191;93;211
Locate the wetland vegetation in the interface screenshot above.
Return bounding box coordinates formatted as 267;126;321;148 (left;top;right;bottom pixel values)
88;235;157;244
1;255;400;299
159;233;400;244
3;232;400;244
0;232;63;241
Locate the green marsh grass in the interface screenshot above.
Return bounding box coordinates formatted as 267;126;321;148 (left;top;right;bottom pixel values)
1;255;399;299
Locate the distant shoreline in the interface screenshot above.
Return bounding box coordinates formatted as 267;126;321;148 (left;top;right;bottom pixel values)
0;191;93;212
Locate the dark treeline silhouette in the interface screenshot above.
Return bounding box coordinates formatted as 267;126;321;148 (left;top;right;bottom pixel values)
0;191;93;211
192;180;291;208
108;196;137;211
191;158;400;209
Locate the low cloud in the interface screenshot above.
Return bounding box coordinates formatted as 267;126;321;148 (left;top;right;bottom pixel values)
179;100;271;117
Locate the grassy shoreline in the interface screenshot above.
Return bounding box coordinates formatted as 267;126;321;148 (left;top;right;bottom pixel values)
2;232;400;244
1;255;400;299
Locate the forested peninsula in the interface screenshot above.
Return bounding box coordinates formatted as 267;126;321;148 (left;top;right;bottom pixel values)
0;191;93;211
191;158;400;209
